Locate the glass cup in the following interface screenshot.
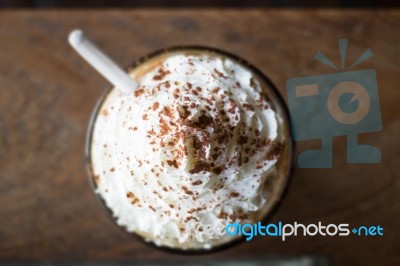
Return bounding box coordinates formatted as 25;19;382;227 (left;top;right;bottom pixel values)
85;46;293;254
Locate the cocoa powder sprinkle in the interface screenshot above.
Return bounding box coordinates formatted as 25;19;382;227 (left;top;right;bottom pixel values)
153;67;170;80
229;191;240;198
191;180;203;186
152;102;160;111
214;68;227;78
134;88;144;97
182;186;194;196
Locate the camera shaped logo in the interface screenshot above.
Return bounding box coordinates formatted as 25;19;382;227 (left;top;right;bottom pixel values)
286;39;382;168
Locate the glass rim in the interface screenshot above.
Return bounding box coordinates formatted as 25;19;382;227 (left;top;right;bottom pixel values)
85;45;295;255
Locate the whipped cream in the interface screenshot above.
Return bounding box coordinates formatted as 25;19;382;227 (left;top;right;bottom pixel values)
90;51;286;249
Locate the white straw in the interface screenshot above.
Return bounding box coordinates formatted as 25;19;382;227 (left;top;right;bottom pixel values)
68;29;137;94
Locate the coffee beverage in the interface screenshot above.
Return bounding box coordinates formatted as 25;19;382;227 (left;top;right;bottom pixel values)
87;47;292;251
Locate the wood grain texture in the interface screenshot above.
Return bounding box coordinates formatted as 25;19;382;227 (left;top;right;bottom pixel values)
0;9;399;265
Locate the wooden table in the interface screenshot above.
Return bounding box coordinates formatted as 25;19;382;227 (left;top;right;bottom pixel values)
0;9;399;265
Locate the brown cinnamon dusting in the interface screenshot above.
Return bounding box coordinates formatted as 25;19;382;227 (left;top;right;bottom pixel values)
182;186;194;196
189;161;210;174
153;67;170;80
162;106;173;118
178;106;190;119
159;119;170;136
191;180;203;186
229;191;240;198
126;192;140;205
166;159;179;168
152;102;160;111
188;206;206;214
266;142;283;160
189;113;213;129
228;99;237;114
214;68;227;78
184;216;199;223
134;88;144;97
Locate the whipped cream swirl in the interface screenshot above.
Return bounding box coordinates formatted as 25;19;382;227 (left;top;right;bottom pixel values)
90;52;285;249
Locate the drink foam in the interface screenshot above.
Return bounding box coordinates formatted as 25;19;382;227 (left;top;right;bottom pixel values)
90;51;286;249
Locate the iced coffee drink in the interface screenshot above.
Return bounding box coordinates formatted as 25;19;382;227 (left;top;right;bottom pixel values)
87;47;292;251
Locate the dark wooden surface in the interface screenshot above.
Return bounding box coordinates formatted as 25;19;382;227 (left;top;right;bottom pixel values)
0;9;399;265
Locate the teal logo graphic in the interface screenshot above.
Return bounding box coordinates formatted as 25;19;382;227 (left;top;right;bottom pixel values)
286;39;382;168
